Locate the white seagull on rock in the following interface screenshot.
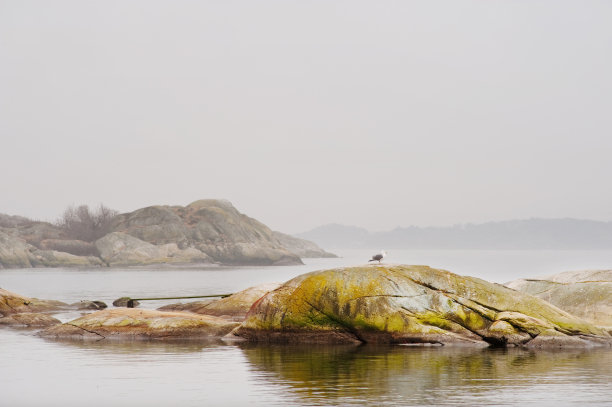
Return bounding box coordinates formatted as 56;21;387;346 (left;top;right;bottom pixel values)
368;250;387;263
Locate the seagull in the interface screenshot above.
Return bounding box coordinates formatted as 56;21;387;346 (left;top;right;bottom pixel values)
368;250;387;263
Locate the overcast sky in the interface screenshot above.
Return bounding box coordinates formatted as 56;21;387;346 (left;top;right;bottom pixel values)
1;1;611;233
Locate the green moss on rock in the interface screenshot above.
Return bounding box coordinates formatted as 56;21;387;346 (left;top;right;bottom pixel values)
232;265;611;347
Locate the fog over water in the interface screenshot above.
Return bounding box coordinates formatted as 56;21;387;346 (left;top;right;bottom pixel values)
2;5;612;406
1;1;612;233
2;253;612;407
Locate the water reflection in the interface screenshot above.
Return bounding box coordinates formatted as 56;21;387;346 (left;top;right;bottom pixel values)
39;334;230;355
239;344;612;406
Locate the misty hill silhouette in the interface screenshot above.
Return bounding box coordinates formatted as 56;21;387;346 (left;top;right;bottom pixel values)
296;219;612;250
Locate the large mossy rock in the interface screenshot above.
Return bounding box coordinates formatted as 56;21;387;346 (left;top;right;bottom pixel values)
506;270;612;328
39;308;241;340
158;282;281;321
0;288;68;316
232;265;611;347
109;200;303;266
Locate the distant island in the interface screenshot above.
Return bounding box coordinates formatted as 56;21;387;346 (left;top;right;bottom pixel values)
0;199;336;269
296;219;612;250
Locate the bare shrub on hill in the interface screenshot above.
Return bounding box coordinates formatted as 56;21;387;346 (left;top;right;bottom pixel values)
56;204;118;242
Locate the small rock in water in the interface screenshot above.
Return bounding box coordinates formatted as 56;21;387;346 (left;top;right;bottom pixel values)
72;300;107;310
113;297;140;307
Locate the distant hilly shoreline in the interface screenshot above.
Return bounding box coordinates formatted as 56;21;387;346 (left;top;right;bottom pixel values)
295;219;612;250
0;199;336;269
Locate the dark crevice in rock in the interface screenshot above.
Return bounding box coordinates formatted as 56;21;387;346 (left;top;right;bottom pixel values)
66;323;106;340
379;274;402;291
553;325;583;337
571;280;612;284
2;300;19;314
442;294;496;321
407;279;452;295
527;288;557;295
459;297;503;314
346;294;427;302
399;307;416;316
304;300;365;343
522;332;540;344
523;279;563;284
396;306;484;345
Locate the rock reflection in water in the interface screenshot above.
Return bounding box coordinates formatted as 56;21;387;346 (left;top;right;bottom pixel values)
239;344;612;406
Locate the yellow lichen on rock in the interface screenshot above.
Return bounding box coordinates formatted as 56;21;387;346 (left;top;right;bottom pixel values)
232;265;611;347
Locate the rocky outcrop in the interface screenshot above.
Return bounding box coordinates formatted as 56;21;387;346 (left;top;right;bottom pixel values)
1;200;333;267
29;249;105;268
0;231;104;269
506;270;612;328
2;221;63;247
0;288;68;316
158;282;282;321
0;214;32;228
95;232;211;266
272;231;337;258
0;312;61;327
109;200;303;266
0;231;34;268
38;239;98;257
231;265;611;347
39;308;240;340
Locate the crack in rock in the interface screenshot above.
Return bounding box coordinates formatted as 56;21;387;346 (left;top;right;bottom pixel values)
346;294;427;302
304;300;364;343
66;323;106;340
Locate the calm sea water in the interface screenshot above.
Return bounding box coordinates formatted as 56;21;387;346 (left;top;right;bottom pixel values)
1;249;612;407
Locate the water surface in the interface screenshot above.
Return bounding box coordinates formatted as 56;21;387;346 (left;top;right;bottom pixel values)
1;250;611;406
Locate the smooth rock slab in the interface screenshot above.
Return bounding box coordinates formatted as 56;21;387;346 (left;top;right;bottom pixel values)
506;270;612;327
40;308;240;340
231;265;611;347
158;282;281;321
0;288;68;316
0;312;61;327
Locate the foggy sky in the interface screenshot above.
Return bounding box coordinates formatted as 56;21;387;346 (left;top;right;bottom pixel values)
1;1;611;233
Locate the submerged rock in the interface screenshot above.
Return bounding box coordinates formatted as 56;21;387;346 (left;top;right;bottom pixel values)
39;308;240;340
0;288;68;316
71;300;108;310
231;265;611;347
0;312;61;328
506;270;612;328
158;282;281;321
